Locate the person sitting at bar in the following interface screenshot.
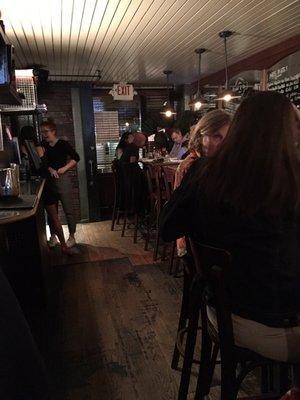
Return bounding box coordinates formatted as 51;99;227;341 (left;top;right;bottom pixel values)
169;128;188;159
116;132;132;159
116;132;139;163
174;110;231;257
160;91;300;400
154;127;172;153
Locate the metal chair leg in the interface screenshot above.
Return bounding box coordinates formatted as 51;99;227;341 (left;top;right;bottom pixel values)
121;212;127;237
144;214;150;251
168;241;176;274
171;269;190;370
133;213;138;243
177;292;201;400
153;227;160;261
116;209;121;225
111;204;117;231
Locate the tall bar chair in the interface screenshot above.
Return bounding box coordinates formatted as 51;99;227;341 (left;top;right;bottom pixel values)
111;159;123;231
143;163;167;260
144;163;160;251
161;165;179;273
182;239;293;400
120;162;146;243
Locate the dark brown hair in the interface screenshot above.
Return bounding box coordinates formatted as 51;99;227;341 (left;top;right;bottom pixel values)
189;109;231;153
40;119;57;132
198;91;300;217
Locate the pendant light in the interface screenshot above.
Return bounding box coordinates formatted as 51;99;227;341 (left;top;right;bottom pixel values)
190;48;207;110
160;70;176;118
216;30;241;102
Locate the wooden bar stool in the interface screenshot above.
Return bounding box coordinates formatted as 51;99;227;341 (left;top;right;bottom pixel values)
119;162;145;243
184;239;294;400
111;160;123;231
161;165;180;274
143;164;160;251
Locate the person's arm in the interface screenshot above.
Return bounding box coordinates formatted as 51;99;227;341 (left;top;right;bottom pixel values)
57;141;80;175
57;159;77;175
159;164;198;242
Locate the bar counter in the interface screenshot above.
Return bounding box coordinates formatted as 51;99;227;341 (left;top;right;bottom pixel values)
0;179;45;224
0;179;49;313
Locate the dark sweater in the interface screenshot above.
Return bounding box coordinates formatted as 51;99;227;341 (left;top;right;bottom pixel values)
120;143;139;163
159;159;300;327
42;139;80;170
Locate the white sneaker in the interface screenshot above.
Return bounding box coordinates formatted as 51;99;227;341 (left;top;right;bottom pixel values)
48;235;59;248
66;236;76;248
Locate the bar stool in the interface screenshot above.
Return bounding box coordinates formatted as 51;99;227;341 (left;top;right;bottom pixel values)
143;164;167;259
143;164;160;251
161;165;179;274
181;239;293;400
119;162;146;243
111;160;123;231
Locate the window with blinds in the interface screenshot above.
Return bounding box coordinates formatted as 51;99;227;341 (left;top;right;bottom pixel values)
93;98;119;172
93;95;141;172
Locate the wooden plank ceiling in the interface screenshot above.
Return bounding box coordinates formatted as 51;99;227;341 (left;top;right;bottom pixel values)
1;0;299;84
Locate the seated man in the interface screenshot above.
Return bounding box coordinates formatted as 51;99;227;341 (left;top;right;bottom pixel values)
169;129;188;159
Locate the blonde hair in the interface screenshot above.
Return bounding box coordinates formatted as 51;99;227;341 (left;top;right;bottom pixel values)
189;109;231;153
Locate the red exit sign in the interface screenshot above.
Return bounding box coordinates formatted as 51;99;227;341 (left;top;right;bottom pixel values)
109;82;136;100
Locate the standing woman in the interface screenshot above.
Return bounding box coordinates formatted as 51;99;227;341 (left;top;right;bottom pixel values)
40;120;80;248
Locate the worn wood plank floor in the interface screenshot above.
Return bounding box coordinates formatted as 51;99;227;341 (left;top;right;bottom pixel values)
39;221;260;400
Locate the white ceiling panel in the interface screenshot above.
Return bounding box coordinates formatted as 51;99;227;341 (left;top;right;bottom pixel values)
0;0;299;84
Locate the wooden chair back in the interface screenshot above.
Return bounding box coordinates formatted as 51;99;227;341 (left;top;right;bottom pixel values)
188;239;288;400
161;165;175;201
188;239;236;367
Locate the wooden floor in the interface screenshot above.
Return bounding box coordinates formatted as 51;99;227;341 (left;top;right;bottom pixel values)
37;221;259;400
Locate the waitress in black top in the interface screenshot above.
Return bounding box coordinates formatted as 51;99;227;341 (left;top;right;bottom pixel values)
40;119;80;250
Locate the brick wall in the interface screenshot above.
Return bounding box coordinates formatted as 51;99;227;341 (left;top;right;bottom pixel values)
38;84;81;225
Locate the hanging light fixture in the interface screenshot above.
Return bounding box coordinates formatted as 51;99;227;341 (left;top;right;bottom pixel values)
160;70;176;118
189;48;207;110
216;30;241;102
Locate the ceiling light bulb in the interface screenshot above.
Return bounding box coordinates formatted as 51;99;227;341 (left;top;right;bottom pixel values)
125;122;129;127
223;94;232;102
194;101;202;110
165;110;172;118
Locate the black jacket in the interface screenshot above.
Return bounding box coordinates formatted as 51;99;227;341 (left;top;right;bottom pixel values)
159;159;300;327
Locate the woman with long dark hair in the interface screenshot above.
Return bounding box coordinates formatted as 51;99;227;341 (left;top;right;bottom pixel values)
174;110;231;256
116;132;139;162
160;91;300;399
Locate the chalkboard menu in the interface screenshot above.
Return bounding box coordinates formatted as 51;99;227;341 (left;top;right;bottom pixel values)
267;51;299;106
224;101;240;115
224;70;261;114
